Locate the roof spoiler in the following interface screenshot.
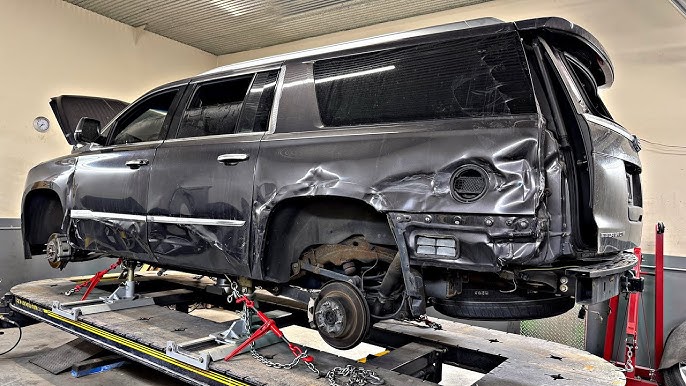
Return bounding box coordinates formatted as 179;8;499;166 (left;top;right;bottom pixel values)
515;17;614;87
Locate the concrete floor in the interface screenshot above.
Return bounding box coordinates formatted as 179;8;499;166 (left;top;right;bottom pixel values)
0;323;185;386
0;308;483;386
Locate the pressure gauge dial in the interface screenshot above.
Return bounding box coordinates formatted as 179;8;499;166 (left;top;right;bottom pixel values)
33;116;50;132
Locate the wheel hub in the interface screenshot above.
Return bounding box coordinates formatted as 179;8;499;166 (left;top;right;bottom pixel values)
315;298;346;337
313;281;371;350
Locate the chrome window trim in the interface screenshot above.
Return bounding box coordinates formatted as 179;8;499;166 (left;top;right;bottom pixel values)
191;65;281;84
71;210;245;227
268;65;287;134
87;140;164;152
583;113;633;141
163;132;263;144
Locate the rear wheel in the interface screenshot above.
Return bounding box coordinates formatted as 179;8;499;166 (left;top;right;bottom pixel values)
432;288;575;320
313;281;371;349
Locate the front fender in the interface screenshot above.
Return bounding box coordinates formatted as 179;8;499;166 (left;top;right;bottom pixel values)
21;155;77;252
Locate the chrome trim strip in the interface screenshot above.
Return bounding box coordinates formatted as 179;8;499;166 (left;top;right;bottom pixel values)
583;114;633;141
192;65;281;84
87;140;164;152
147;215;245;227
268;66;287;134
162;132;263;144
71;210;245;227
70;210;146;222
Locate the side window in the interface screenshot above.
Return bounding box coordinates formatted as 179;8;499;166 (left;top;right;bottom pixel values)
175;75;253;139
110;90;178;145
313;32;536;127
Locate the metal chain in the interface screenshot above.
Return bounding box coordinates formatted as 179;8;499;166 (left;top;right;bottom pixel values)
65;258;123;296
624;345;635;373
224;275;384;385
400;314;442;330
326;365;385;386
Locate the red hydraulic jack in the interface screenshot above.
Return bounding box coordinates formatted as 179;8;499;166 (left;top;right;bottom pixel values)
603;223;666;385
224;295;314;364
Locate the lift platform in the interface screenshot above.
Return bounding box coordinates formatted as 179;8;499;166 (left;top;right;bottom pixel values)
8;272;624;386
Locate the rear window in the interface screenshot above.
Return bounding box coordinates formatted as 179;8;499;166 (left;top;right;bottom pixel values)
563;54;612;121
313;32;536;127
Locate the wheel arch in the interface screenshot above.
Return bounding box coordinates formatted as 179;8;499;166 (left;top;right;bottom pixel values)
22;188;65;257
258;195;396;282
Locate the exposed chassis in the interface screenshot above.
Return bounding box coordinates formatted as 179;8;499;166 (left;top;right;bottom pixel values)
8;272;624;385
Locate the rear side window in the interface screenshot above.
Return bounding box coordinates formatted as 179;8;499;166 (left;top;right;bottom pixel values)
176;75;253;139
314;32;536;127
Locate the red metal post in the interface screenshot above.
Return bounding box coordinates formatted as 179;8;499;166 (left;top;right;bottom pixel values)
654;223;665;369
622;247;643;378
603;295;619;361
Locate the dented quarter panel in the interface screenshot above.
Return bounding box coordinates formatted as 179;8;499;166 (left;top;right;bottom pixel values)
249;49;552;279
252;117;548;276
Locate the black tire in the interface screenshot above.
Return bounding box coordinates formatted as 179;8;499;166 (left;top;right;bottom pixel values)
432;288;575;321
663;363;686;386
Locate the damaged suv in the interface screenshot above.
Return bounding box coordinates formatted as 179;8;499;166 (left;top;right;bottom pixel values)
23;17;642;349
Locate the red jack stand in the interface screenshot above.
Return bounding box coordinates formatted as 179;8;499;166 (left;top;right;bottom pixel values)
224;295;314;364
603;223;666;385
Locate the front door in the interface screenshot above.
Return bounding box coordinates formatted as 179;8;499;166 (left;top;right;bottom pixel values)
147;69;280;276
69;87;183;260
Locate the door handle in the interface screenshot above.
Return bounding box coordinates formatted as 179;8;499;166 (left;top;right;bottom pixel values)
217;153;249;166
125;159;149;169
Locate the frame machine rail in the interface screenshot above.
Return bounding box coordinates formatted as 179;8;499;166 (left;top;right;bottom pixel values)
8;272;624;386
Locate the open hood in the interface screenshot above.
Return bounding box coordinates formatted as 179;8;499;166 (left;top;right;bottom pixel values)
49;95;128;145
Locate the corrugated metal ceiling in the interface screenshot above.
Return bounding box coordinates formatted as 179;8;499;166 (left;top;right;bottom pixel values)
64;0;493;55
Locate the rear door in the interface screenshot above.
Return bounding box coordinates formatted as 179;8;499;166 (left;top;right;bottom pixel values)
69;87;184;259
146;69;280;276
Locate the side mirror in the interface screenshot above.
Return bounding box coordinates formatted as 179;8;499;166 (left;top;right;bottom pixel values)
74;117;102;144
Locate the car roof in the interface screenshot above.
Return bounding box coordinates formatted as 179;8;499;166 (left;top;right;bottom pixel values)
199;17;503;78
153;16;612;91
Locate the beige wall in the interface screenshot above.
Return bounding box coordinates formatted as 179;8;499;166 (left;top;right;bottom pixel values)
219;0;686;255
0;0;216;218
